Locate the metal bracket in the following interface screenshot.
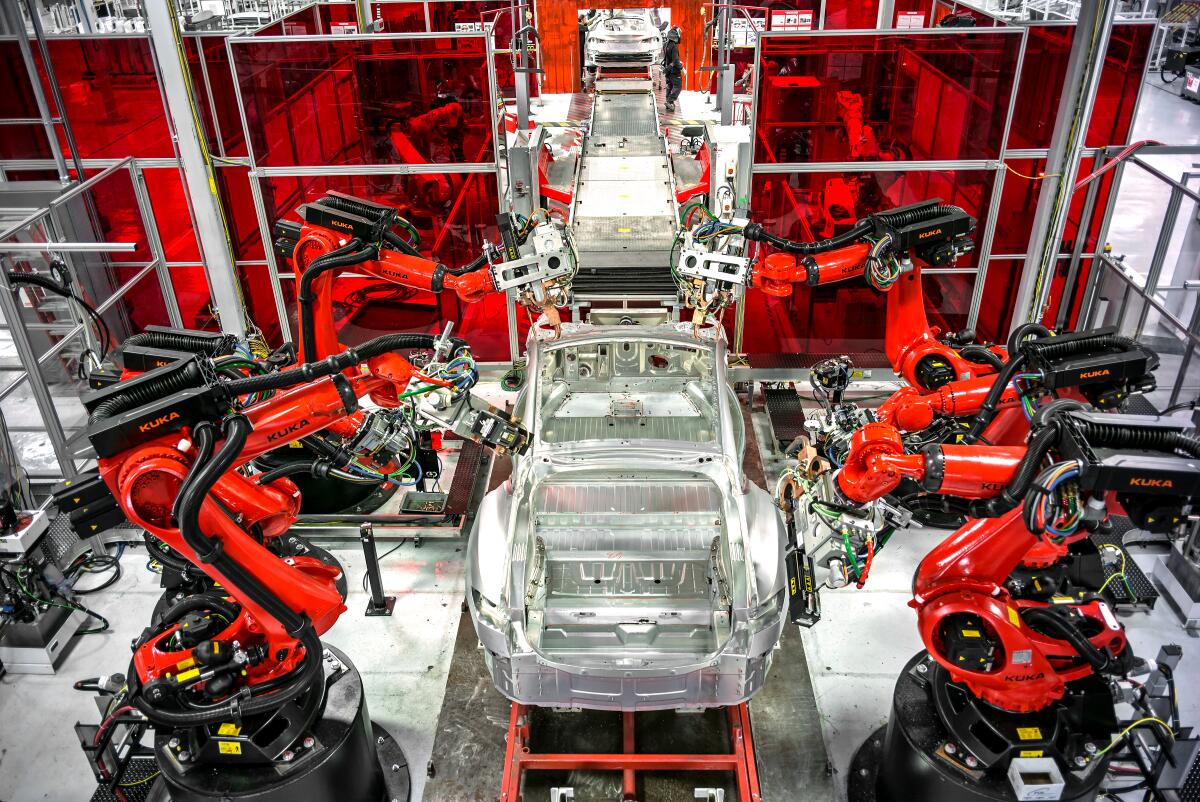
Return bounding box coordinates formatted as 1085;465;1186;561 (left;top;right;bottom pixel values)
360;524;396;617
676;247;751;289
695;789;725;802
550;788;575;801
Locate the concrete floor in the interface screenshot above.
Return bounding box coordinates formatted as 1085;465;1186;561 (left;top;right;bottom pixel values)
0;538;467;802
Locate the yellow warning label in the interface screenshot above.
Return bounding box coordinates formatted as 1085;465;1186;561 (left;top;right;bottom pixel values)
961;629;981;638
617;227;632;234
218;741;242;755
176;657;196;671
1016;727;1043;741
1019;750;1044;758
1051;595;1073;604
175;668;200;683
218;723;241;737
1008;607;1021;627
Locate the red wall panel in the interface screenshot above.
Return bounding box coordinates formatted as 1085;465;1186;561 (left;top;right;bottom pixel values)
37;37;174;159
754;30;1022;164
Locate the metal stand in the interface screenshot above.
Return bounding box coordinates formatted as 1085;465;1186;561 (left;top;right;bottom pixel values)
500;703;761;802
360;523;396;616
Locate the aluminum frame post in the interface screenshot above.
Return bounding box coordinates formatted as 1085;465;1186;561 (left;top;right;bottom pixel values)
144;0;248;339
1011;0;1116;331
877;0;897;28
5;1;71;184
0;259;78;478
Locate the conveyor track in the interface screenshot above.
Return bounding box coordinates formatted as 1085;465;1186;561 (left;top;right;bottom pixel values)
571;79;679;301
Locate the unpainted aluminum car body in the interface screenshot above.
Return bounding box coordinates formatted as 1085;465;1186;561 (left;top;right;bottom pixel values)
585;9;664;70
466;321;788;710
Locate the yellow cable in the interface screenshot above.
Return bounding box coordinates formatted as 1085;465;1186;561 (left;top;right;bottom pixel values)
120;770;161;787
1096;717;1173;756
1003;163;1063;182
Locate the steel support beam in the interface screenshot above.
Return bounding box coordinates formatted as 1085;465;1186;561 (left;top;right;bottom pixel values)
4;2;71;184
143;0;247;339
1011;0;1116;331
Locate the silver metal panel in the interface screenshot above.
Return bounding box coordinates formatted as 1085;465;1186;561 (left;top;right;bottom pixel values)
579;156;671;183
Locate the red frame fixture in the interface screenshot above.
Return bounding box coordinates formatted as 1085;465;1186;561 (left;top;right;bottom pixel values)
500;703;762;802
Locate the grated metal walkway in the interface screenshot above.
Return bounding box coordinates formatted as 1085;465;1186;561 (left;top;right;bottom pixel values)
572;79;679;299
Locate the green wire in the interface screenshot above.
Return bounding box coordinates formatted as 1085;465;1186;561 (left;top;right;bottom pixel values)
396;384;442;401
840;532;861;577
15;566;107;633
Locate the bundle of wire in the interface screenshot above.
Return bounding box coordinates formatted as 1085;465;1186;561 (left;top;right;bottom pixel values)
342;348;478;487
679;199;716;228
864;233;901;291
694;218;743;243
1023;459;1083;541
215;344;276;408
1011;371;1045;420
2;560;111;634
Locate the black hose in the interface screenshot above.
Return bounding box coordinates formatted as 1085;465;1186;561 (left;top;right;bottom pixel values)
1072;420;1200;459
316;193;392;226
743;203;963;255
962;352;1028;444
123;330;238;359
1020;607;1110;671
88;359;207;424
158;592;241;628
959;345;1004;371
297;238;374;362
134;417;324;728
143;531;191;572
255;461;319;485
92;331;446;428
383;230;423;258
443;250;490;276
967;423;1061;518
7;271;114;362
222;332;441;398
1007;322;1051;356
743;219;873;255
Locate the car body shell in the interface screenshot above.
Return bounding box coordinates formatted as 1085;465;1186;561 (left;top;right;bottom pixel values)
466;322;788;710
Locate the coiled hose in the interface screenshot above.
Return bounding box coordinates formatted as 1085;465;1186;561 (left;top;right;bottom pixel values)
297;238;374;361
88;359;207;425
1020;607;1110;671
222;332;442;398
123;330;239;359
133;418;324;728
88;332;445;430
255;459;380;486
1007;322;1051;355
959;344;1004;371
742;203;962;255
1071;419;1200;459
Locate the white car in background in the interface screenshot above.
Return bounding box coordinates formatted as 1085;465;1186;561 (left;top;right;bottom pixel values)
585;9;665;70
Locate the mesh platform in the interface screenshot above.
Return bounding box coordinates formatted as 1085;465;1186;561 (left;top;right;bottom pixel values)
1123;394;1160;415
445;439;486;517
763;387;807;451
1093;515;1159;608
90;758;159;801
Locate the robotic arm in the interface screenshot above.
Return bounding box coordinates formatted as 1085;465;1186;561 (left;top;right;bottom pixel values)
274;191;575;363
83;332;529;757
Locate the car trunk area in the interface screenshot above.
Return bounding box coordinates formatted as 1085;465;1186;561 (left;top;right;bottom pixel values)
523;476;733;669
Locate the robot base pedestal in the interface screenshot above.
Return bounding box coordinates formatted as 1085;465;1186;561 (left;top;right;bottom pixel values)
152;645;409;802
847;652;1107;802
